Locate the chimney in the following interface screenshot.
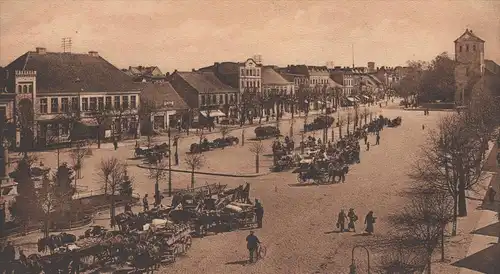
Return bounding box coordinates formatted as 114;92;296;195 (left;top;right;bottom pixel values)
36;47;46;54
88;51;99;57
129;66;132;70
165;72;170;77
192;68;196;72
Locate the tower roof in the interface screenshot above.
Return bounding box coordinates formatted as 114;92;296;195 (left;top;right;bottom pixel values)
454;29;485;43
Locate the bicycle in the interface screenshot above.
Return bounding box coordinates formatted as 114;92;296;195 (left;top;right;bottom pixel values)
256;243;267;261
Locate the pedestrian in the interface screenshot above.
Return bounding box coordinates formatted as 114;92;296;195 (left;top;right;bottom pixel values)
347;208;358;232
175;152;179;165
375;134;380;145
337;209;347;232
422;124;425;130
255;199;264;228
487;186;496;204
113;138;118;150
366;141;370;151
142;194;149;211
246;231;261;263
364;211;376;235
364;134;368;145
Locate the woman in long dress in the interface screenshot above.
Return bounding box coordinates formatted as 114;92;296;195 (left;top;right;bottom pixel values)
364;211;376;235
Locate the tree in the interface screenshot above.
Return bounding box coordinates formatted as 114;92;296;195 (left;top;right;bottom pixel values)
148;161;168;205
346;111;353;135
184;153;204;189
8;156;38;229
120;170;133;197
98;157;126;227
362;107;370;125
389;190;453;274
337;115;345;138
249;140;265;173
419;53;456;103
89;108;112;149
37;174;58;238
69;141;89;189
378;247;426;274
220;125;230;139
411;113;483;232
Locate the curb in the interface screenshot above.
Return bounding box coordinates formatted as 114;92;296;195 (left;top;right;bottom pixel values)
136;164;271;178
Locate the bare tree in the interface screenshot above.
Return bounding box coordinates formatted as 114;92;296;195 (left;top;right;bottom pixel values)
389;190;454;274
184;153;204;189
220;125;230;139
362;107;370;125
37;174;58;238
249;140;265;173
97;157;127;227
89;108;112;149
337;115;346;138
69;141;89;190
148;161;168;205
138;99;160;146
411;114;483;235
346;111;353;134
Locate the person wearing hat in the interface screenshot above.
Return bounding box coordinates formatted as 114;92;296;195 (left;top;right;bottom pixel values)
246;231;261;263
347;208;358;232
336;209;348;232
487;186;496;204
254;199;264;229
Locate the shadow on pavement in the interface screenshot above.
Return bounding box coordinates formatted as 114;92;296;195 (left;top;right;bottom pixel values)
225;260;249;266
451;242;500;273
324;230;342;234
471;221;500;238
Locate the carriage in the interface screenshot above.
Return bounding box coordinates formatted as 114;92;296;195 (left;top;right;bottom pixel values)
304;115;335;132
387;116;402;127
255;126;281;139
271;154;296;172
211;136;240;148
134;143;169;158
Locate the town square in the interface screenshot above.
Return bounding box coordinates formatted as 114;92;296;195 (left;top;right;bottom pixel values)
0;1;499;273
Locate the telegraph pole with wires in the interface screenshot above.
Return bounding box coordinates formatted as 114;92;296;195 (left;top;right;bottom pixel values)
61;38;72;53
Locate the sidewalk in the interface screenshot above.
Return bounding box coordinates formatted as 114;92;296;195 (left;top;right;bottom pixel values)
455;142;499;274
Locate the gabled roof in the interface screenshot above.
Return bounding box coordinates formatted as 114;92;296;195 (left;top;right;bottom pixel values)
175;71;237;94
485;60;500;75
454;29;485;43
129;66;163;76
140;82;189;110
198;62;242;75
261;67;292;85
367;74;383;85
327;78;343;88
4;51;142;94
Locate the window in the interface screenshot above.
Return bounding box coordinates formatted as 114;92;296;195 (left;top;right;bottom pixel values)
40;98;48;113
61;98;69;112
17;85;21;93
130;96;137;108
466;45;469;52
219;95;223;104
256;69;260;76
50;98;59;113
459;45;463;52
89;97;97;111
105;96;112;109
241;68;245;76
71;97;79;111
230;94;234;103
122;96;129;109
114;96;120;109
98;97;104;110
473;45;476;51
201;95;206;105
224;94;228;104
61;123;69;136
82;98;89;111
29;85;33;93
212;95;216;104
23;86;27;93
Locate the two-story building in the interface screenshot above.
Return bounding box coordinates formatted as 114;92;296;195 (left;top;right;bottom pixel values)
2;47;143;149
330;67;355;104
261;66;294;114
169;71;240;122
139;82;189;131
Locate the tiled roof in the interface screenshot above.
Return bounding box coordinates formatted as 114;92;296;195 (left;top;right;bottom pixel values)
176;71;237;94
198;62;241;75
262;67;292;85
327;78;343;88
140;82;189;110
454;29;485;43
4;51;142;94
485;60;500;75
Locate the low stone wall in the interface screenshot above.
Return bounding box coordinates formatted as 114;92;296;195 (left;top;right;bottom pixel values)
420;102;456;109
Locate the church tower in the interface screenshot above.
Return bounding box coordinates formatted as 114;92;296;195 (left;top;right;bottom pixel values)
454;29;485;104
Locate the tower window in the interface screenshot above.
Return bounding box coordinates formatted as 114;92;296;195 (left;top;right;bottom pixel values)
23;86;27;93
466;45;469;52
18;85;22;93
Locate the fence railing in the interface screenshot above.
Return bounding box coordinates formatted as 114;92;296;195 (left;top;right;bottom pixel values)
72;187;140;200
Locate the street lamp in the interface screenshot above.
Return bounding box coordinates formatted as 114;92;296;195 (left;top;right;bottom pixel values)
350;245;371;274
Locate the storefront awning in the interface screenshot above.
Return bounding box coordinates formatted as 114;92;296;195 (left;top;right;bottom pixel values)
347;97;356;102
200;110;226;117
362;95;370;99
81;118;98;126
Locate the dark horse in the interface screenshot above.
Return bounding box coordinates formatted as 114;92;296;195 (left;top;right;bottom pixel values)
37;233;77;253
328;164;349;184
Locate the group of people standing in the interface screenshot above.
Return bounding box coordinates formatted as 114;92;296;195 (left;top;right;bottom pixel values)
337;209;376;235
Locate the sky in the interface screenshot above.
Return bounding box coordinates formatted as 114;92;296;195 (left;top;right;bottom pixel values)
1;0;499;73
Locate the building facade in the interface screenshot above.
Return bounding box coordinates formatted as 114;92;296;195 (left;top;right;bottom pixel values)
2;47;142;149
239;58;262;94
454;29;486;104
124;66;166;83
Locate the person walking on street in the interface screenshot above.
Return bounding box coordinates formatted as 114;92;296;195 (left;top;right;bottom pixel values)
255;199;264;228
113;138;118;150
142;194;149;211
364;211;376;235
375;134;380;145
337;209;348;232
366;141;370;151
487;186;496;204
364;134;368;145
347;208;358;232
246;231;261;263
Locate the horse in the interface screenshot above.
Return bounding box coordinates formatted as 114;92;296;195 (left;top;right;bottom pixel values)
328;163;349;184
37;233;76;253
